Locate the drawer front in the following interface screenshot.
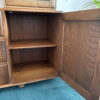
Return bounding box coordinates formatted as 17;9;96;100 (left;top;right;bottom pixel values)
0;64;9;84
5;0;56;8
0;41;7;62
0;12;3;37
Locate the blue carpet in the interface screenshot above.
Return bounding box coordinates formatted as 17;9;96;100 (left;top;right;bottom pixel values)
0;78;86;100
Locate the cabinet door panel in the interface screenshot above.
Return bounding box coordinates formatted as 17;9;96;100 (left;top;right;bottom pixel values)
0;41;7;62
0;64;9;84
5;0;55;8
62;20;100;93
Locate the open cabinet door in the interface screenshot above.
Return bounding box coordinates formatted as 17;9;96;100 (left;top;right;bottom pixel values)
60;9;100;100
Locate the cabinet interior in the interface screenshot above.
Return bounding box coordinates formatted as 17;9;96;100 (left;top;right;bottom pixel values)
6;11;61;83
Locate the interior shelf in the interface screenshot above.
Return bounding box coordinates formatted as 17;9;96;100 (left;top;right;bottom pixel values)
9;40;56;49
12;61;57;83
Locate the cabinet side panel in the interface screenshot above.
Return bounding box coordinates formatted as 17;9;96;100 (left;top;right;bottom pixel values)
62;20;100;99
92;38;100;96
48;14;64;73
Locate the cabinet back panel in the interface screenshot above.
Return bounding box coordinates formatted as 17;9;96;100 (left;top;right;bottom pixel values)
62;20;100;92
6;12;48;41
11;48;48;64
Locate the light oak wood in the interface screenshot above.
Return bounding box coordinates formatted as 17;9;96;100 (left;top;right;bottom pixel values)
12;61;57;83
0;6;62;13
5;0;56;8
9;40;56;49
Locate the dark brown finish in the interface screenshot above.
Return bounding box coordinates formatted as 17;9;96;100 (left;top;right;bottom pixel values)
0;64;9;84
6;12;48;41
11;48;48;64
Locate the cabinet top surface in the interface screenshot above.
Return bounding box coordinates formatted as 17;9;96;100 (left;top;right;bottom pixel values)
0;6;62;13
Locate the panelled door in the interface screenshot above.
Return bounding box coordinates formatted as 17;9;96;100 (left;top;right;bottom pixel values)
60;10;100;100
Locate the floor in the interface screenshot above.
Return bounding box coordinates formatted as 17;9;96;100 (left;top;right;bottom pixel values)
0;78;86;100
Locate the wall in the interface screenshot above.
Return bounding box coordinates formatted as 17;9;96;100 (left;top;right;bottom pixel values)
56;0;96;12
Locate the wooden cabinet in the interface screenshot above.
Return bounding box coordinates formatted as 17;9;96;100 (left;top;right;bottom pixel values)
0;64;9;84
0;6;100;100
0;41;6;62
5;0;56;8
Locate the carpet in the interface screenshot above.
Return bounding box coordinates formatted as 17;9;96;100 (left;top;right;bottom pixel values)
0;78;86;100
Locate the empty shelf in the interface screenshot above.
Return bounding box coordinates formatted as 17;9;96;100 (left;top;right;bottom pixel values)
9;40;56;49
13;62;57;83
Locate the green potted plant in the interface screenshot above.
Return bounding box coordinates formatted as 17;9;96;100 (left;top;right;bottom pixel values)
84;0;100;8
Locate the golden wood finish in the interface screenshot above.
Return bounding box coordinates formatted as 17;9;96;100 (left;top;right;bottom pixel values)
0;6;100;100
13;61;57;83
0;41;6;62
5;0;56;8
0;7;62;13
9;40;56;49
0;64;9;85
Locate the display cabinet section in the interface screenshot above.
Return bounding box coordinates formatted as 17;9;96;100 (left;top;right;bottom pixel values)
6;12;57;49
0;41;7;62
5;0;56;8
0;64;9;85
10;48;57;83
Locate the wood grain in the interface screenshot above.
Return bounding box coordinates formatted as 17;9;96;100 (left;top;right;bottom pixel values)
1;11;12;82
0;65;9;85
9;40;56;49
0;41;7;62
48;14;64;74
60;73;99;100
92;39;100;96
0;12;3;36
5;0;55;8
62;20;100;94
6;12;48;41
0;7;62;13
12;61;57;83
11;48;48;64
62;8;100;20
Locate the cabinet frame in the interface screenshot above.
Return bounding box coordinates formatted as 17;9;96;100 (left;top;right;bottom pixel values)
5;0;56;8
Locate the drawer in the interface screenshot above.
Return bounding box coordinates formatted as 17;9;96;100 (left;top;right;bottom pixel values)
5;0;56;8
0;41;7;62
0;12;3;37
0;64;9;85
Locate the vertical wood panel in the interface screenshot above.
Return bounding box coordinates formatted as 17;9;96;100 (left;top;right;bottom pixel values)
48;14;64;73
6;12;48;41
62;20;100;93
11;48;48;64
